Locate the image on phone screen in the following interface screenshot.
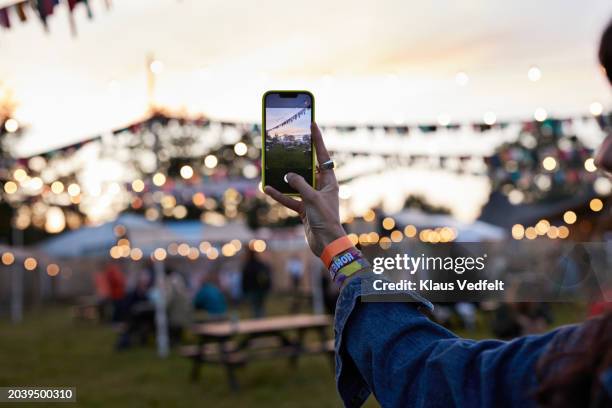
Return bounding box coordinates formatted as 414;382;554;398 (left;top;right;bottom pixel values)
264;92;313;194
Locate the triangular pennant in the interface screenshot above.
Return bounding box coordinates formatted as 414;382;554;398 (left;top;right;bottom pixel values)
0;8;11;29
15;1;28;22
66;0;77;36
82;0;93;19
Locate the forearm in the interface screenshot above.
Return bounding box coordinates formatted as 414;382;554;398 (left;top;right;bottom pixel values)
332;269;448;407
342;299;456;406
335;272;551;408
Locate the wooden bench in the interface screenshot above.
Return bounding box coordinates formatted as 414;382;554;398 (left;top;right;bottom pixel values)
180;338;334;366
183;314;334;390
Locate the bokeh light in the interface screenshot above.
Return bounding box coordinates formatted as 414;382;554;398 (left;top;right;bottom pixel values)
180;165;194;179
152;173;166;186
2;252;15;265
589;198;603;212
542;157;557;171
46;263;60;276
24;257;37;271
382;217;395;230
527;66;542;82
584;158;597;173
563;211;577;224
511;224;525;240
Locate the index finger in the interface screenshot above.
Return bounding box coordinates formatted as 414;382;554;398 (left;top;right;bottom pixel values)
312;122;331;164
286;173;317;201
264;186;303;214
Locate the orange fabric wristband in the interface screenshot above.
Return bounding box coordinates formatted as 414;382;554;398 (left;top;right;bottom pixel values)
320;236;354;268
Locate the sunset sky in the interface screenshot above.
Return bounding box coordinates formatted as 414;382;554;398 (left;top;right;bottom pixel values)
265;108;311;136
0;0;611;156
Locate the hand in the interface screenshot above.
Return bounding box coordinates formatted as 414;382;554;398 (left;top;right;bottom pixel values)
264;123;346;256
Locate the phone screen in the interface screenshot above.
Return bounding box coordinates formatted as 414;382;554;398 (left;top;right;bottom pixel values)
263;92;313;194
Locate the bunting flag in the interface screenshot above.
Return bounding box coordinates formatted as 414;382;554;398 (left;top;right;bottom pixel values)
1;108;606;240
267;107;308;132
15;1;27;22
13;110;609;161
82;0;93;19
67;0;79;35
65;0;94;36
0;8;10;28
35;0;56;30
0;0;98;35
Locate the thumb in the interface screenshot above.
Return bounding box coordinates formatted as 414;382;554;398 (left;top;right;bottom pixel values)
285;173;316;201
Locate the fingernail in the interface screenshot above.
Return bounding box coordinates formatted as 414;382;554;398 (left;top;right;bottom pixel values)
283;174;289;183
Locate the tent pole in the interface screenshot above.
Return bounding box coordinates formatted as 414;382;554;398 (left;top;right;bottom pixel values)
154;260;169;357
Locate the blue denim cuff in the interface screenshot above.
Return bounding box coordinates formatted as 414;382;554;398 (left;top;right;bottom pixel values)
333;273;433;407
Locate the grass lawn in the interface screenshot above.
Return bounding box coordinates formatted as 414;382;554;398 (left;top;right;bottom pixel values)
266;142;311;170
0;299;586;408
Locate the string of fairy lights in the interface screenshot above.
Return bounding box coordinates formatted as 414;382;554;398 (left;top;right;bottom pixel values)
1;192;605;281
0;130;607;275
0;62;610;280
0;125;608;279
1;115;607;229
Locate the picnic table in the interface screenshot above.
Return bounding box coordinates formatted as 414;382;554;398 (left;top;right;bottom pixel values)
181;314;334;390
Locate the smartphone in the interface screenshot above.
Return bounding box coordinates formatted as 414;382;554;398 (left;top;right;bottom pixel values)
262;91;315;195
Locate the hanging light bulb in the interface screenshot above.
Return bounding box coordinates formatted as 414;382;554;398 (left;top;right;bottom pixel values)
45;207;66;234
455;71;469;86
483;112;496;125
4;118;19;133
180;165;194;179
534;108;548;122
527;66;542;82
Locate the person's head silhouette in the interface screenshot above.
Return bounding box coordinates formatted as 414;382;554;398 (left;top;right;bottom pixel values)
595;20;612;173
599;19;612;85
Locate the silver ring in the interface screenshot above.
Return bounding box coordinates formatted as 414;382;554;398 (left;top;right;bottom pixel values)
319;159;335;170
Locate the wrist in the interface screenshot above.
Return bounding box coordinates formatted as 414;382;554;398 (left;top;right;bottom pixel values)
320;233;352;268
320;225;346;249
327;247;370;287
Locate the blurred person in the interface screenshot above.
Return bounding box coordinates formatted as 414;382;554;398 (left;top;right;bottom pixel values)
264;122;611;407
455;302;478;331
165;268;192;345
491;302;523;339
288;255;304;290
241;247;271;318
193;272;228;317
115;269;155;350
94;261;126;322
219;263;243;306
555;244;596;299
93;265;112;322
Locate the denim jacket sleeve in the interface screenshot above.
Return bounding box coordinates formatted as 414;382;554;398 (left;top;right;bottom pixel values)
333;272;565;408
